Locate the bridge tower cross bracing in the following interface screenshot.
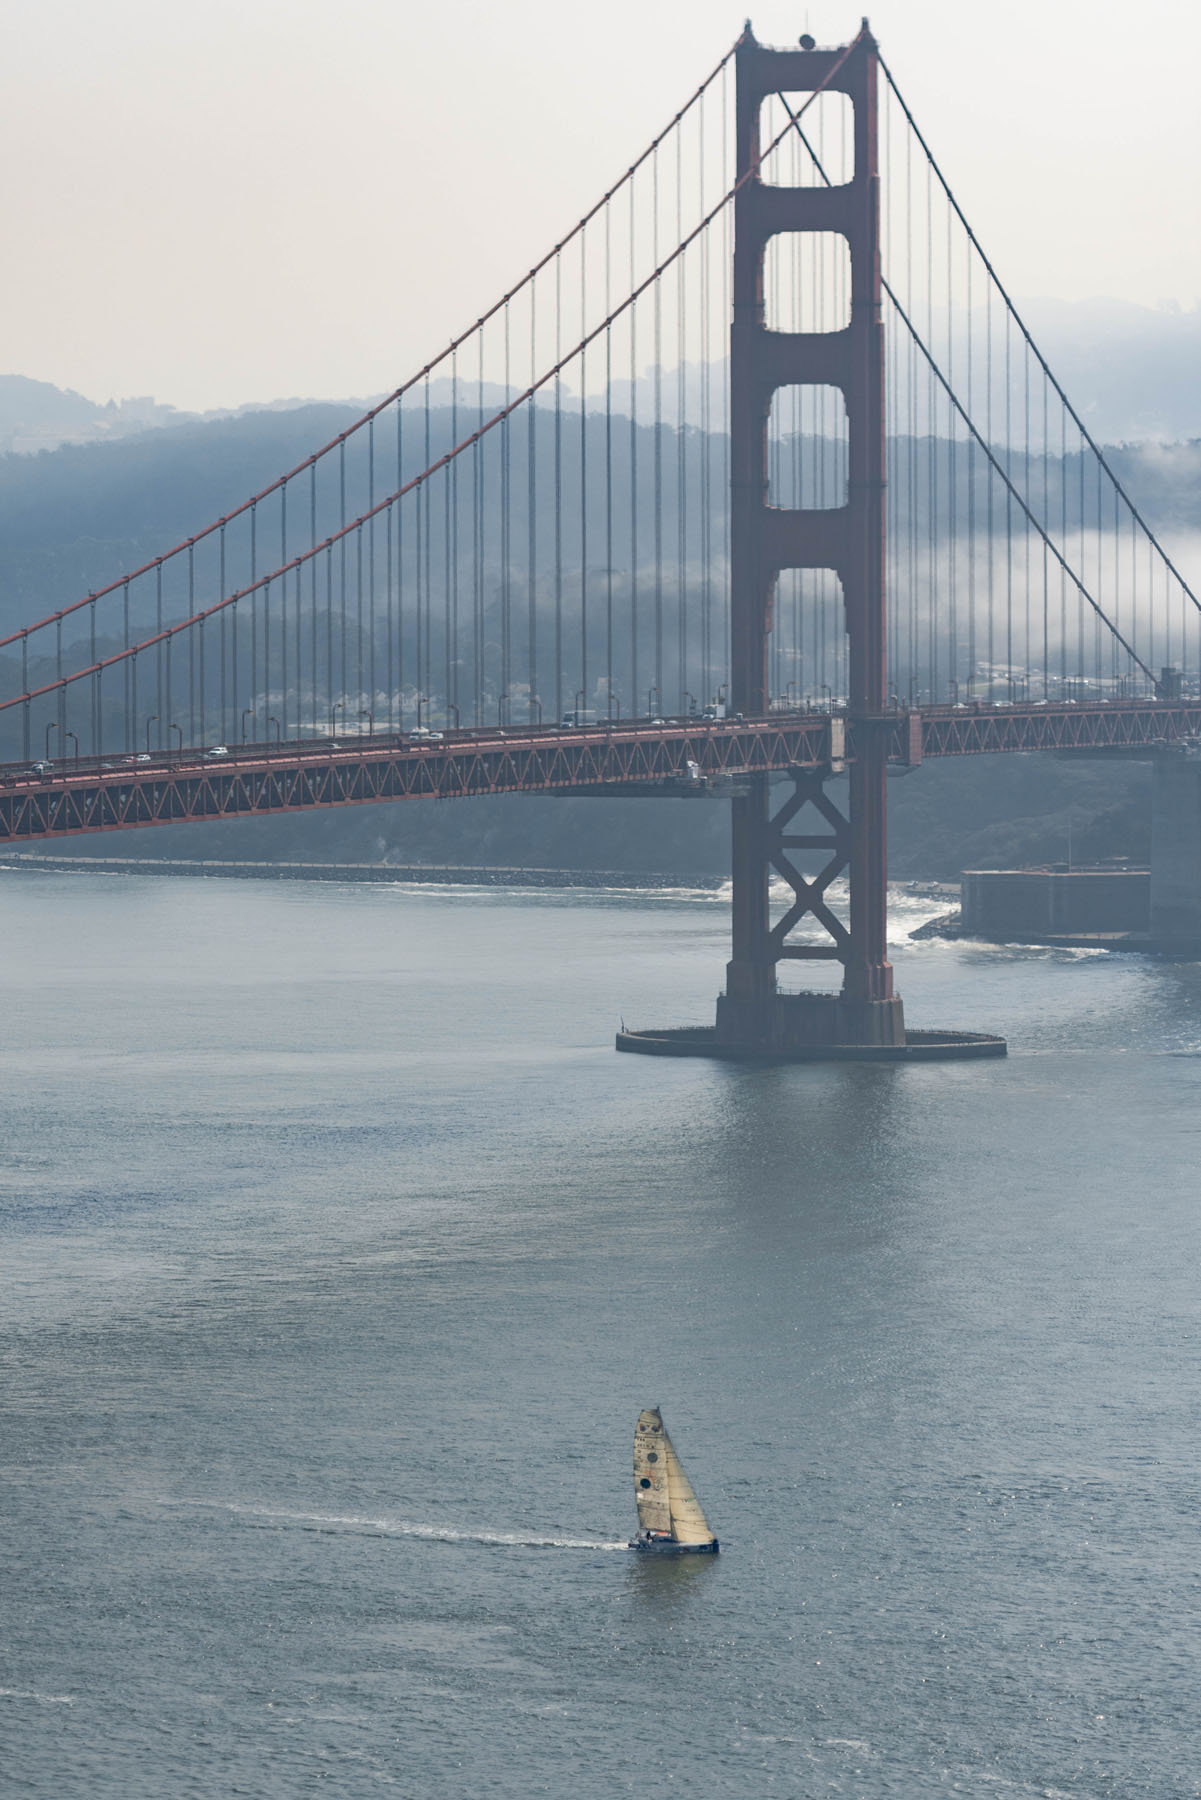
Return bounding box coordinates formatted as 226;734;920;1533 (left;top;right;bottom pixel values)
719;20;905;1052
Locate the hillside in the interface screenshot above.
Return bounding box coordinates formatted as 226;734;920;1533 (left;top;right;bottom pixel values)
0;380;1175;881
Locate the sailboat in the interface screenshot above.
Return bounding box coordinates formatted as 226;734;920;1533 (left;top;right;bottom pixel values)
628;1406;720;1554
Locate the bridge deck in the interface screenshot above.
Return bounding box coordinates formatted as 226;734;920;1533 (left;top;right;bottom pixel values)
1;702;1199;844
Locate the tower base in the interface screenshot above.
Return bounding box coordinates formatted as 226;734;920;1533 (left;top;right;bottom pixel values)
716;988;907;1051
617;989;1005;1062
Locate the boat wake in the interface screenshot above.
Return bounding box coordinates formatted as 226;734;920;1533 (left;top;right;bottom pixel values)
156;1497;625;1551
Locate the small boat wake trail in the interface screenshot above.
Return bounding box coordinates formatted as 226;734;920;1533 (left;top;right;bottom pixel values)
155;1497;625;1550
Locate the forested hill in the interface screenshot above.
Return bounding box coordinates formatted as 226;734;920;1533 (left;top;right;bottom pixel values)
2;394;1200;644
0;404;361;636
0;396;1182;880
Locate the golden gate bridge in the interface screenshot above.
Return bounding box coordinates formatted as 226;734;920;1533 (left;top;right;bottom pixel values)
3;23;1199;1058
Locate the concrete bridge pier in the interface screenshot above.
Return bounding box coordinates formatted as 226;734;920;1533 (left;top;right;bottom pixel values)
1150;749;1201;952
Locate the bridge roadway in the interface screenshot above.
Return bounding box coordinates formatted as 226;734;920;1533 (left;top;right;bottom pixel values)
2;699;1200;844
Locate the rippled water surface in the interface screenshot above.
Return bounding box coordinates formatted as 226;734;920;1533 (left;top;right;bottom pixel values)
2;871;1199;1797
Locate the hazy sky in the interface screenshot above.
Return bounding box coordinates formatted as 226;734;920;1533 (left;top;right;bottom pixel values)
4;0;1198;412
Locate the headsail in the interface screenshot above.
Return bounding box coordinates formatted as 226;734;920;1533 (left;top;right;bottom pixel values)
663;1430;716;1545
633;1407;672;1534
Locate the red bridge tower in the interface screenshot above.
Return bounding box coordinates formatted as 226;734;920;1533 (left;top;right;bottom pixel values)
618;23;1004;1063
718;22;903;1052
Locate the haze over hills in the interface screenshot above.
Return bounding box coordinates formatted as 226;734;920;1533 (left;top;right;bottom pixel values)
1018;298;1201;443
7;296;1201;454
0;374;378;458
2;293;1197;881
2;389;1199;652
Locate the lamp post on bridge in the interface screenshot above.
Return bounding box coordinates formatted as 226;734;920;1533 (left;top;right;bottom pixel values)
145;715;157;755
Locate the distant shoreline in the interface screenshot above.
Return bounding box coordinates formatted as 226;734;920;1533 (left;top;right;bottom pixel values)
0;854;725;891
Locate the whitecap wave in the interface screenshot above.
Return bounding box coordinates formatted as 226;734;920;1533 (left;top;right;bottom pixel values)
0;1688;73;1706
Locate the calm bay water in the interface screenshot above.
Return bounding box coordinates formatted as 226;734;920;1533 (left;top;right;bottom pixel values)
2;870;1199;1797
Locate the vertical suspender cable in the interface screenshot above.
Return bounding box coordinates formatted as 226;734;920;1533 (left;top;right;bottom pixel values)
579;224;589;715
401;397;410;727
474;330;483;725
423;374;432;711
453;351;462;725
630;171;640;713
605;195;615;717
946;187;957;702
721;59;731;697
966;228;975;695
653;143;663;709
985;283;994;697
337;446;346;716
677;120;688;709
528;288;537;722
280;483;288;741
156;561;165;748
1004;308;1013;697
1041;365;1050;697
502;302;512;719
700;85;712;711
219;523;227;739
926;160;937;704
554;255;563;724
369;421;377;724
251;501;259;733
309;459;318;733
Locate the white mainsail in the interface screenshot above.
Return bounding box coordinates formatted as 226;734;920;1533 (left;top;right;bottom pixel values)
633;1406;716;1544
663;1430;716;1544
633;1407;672;1533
